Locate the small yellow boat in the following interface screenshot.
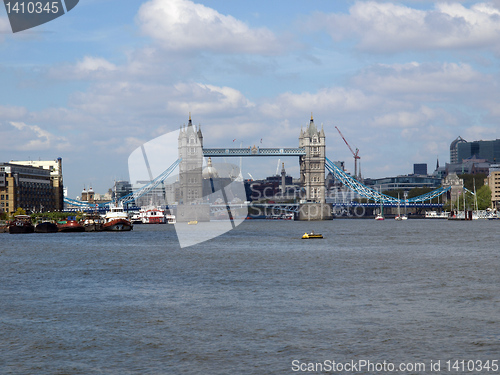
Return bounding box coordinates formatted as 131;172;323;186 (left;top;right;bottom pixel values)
302;232;323;239
188;220;198;225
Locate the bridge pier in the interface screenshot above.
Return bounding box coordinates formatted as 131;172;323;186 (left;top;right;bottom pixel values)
297;203;333;221
175;204;210;222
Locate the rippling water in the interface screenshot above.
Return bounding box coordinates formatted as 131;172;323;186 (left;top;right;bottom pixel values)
1;219;499;374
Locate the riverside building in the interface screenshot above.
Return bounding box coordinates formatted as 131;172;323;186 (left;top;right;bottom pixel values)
486;164;500;209
9;158;64;211
0;163;56;214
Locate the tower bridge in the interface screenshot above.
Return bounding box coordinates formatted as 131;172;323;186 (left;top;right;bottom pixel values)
174;114;449;221
66;114;450;219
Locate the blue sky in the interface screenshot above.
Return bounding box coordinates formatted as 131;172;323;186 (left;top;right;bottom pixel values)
1;0;500;197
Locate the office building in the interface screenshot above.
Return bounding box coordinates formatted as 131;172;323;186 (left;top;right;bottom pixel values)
0;163;56;214
450;136;467;164
9;158;64;211
487;164;500;209
413;163;427;175
456;139;500;164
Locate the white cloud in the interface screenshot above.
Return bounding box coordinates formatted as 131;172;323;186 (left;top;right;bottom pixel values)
75;56;117;73
261;87;381;119
49;56;118;81
353;62;487;97
307;1;500;53
137;0;281;54
9;122;70;151
167;83;255;115
463;125;499;141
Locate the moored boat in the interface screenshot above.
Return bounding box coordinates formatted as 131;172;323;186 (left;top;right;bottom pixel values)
140;206;166;224
35;221;59;233
58;218;85;232
103;203;133;231
9;215;35;234
395;194;407;220
425;211;449;219
81;214;104;232
130;211;142;224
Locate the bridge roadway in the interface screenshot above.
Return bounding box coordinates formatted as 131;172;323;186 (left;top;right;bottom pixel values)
203;147;306;157
64;200;443;213
250;202;443;212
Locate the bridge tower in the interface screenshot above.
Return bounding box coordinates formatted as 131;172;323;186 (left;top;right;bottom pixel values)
177;114;204;205
299;114;326;203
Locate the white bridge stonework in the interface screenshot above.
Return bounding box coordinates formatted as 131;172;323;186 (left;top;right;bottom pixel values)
194;114;332;220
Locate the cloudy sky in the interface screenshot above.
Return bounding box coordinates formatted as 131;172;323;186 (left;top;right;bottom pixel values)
1;0;500;197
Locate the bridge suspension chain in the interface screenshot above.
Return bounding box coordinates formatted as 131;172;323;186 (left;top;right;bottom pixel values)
120;158;181;204
325;157;450;204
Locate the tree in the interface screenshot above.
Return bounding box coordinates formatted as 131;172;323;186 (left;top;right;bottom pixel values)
13;207;26;216
477;185;491;210
458;173;487;191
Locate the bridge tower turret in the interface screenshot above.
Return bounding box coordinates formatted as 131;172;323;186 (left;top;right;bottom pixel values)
299;114;326;203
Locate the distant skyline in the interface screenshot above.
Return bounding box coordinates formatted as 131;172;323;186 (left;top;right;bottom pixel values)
1;0;500;197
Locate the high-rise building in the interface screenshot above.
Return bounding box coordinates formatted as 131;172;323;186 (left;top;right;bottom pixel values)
456;139;500;164
450;136;467;163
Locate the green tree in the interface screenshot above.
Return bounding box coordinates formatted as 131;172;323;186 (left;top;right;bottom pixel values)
477;185;491;210
13;207;26;216
458;173;487;191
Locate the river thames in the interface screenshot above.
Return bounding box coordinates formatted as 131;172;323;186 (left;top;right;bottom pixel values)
1;219;499;374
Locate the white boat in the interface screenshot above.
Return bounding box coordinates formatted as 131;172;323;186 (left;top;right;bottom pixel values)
425;211;449;219
140;206;167;224
103;202;133;231
130;211;142;224
395;194;407;220
166;214;176;224
375;191;384;220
